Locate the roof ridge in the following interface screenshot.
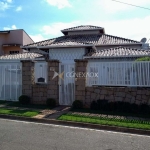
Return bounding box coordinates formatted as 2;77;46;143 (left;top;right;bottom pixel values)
104;33;140;43
62;25;104;31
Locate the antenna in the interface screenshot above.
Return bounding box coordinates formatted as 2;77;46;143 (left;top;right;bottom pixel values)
140;37;147;43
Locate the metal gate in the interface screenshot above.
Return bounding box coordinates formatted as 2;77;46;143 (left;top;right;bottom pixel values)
59;62;75;105
0;63;22;101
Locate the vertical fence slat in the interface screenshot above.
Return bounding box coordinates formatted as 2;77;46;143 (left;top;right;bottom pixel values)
87;61;150;87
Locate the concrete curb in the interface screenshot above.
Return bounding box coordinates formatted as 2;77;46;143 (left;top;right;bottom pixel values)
0;114;150;136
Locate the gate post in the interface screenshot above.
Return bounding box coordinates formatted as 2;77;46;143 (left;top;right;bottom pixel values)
47;60;59;105
75;59;88;106
21;60;34;100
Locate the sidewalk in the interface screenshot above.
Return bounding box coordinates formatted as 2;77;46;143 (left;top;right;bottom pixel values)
33;106;70;119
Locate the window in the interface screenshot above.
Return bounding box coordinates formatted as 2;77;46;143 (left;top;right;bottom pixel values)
34;62;48;84
9;51;19;54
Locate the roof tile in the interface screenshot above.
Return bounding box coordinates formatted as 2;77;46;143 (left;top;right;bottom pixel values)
23;34;140;48
85;47;150;58
0;52;43;60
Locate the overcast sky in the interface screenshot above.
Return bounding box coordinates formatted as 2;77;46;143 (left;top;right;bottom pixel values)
0;0;150;43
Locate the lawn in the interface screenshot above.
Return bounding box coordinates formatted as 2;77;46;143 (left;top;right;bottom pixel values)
0;108;40;117
58;113;150;130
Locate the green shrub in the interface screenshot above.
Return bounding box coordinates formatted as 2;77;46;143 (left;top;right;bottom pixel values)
135;57;150;61
115;102;131;112
19;95;30;105
108;102;117;112
72;100;83;109
140;104;150;114
46;98;56;107
90;101;98;110
130;103;140;113
97;99;108;111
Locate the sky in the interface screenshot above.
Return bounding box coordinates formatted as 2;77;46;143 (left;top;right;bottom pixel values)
0;0;150;43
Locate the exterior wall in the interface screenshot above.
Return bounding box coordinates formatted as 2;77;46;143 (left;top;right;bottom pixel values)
2;30;23;44
0;29;33;55
23;30;34;45
21;60;59;105
49;48;85;61
3;46;22;55
75;59;150;108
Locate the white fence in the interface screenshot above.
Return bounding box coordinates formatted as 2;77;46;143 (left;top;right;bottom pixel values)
87;61;150;87
0;63;22;101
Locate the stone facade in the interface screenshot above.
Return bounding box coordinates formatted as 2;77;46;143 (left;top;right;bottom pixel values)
75;60;88;105
85;87;150;106
22;60;34;99
74;59;150;107
22;60;59;104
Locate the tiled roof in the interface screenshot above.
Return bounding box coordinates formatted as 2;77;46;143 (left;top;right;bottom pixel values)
23;34;140;48
84;47;150;58
61;25;104;31
0;52;43;60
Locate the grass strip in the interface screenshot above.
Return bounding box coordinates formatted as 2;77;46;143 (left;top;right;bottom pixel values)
0;108;39;117
58;114;150;130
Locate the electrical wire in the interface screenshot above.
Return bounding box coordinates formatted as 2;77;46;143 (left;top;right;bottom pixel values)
111;0;150;11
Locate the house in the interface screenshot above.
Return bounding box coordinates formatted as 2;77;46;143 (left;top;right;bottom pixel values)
0;25;150;106
0;29;34;55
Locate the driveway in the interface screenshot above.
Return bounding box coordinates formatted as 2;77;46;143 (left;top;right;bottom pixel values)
0;119;150;150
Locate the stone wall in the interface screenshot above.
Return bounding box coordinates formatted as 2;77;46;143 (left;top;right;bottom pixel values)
21;60;59;104
75;59;88;104
85;87;150;106
22;60;34;99
74;59;150;107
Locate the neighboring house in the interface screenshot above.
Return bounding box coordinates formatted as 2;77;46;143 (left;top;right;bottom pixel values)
0;25;150;106
0;29;34;55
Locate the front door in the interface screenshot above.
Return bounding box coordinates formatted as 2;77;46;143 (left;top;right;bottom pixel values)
59;62;75;105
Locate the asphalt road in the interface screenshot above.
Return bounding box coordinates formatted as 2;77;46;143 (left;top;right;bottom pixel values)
0;119;150;150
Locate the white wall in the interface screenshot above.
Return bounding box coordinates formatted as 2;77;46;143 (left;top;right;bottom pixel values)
49;48;85;62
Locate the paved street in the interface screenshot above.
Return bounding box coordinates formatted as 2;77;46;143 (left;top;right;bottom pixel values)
0;119;150;150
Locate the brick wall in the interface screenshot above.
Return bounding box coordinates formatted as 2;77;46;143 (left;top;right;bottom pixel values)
21;60;59;104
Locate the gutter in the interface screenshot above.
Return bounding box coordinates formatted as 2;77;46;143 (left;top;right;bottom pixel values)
37;44;94;49
83;54;150;59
